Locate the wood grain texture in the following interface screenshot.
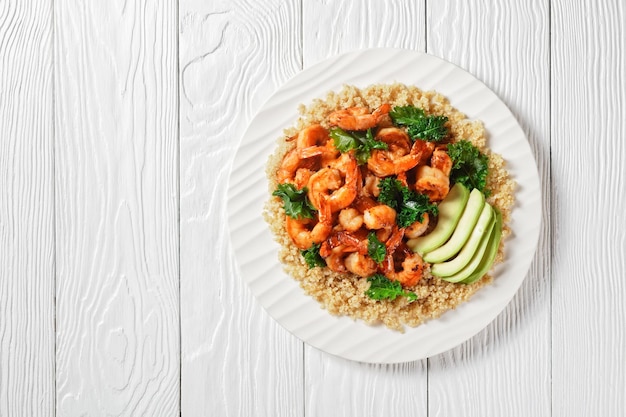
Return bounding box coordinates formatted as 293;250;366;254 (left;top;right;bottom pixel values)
305;354;427;416
178;1;304;415
551;1;626;415
54;1;179;415
302;2;428;416
303;0;426;68
0;1;55;415
427;1;551;416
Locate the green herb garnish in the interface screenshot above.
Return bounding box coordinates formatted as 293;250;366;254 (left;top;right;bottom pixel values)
447;140;490;194
367;232;386;264
330;127;358;151
330;127;388;165
389;105;449;142
365;274;418;302
301;243;326;268
377;178;438;228
272;183;316;219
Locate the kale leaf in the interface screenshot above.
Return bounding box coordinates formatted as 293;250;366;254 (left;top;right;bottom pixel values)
301;243;326;268
330;127;388;165
272;183;317;219
377;178;438;228
367;232;386;264
365;274;418;302
447;140;490;194
389;105;449;142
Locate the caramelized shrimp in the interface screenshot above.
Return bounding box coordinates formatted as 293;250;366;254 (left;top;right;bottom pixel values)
321;230;368;255
285;197;332;250
384;226;405;255
415;165;450;201
276;147;320;184
363;205;397;230
285;216;332;250
362;172;381;197
404;213;430;239
431;147;452;176
300;140;340;166
414;147;452;201
366;128;410;177
276;125;338;184
308;153;360;212
368;135;435;177
386;251;425;287
344;252;378;277
377;127;412;150
375;227;394;242
352;196;378;213
328;104;391;131
325;252;348;273
296;124;329;149
293;168;314;189
379;226;405;274
338;208;363;232
307;168;342;209
354;197;392;241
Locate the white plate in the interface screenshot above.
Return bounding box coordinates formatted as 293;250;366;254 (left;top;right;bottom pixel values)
227;48;541;363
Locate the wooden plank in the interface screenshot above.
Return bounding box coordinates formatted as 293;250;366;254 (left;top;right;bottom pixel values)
303;0;426;67
178;1;304;415
0;1;55;415
305;354;427;416
551;1;626;415
302;2;428;416
54;1;179;415
427;1;552;416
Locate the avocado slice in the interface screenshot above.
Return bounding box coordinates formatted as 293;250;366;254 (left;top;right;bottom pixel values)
461;209;503;284
439;211;496;283
431;203;494;277
407;183;470;255
422;188;485;264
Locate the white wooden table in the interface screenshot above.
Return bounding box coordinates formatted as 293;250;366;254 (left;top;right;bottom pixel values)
1;0;625;415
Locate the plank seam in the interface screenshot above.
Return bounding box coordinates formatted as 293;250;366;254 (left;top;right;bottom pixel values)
426;359;430;417
299;0;303;70
548;0;553;416
302;348;306;417
177;0;182;414
424;0;428;53
52;0;57;414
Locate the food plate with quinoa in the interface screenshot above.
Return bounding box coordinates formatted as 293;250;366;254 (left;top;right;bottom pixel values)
227;48;540;363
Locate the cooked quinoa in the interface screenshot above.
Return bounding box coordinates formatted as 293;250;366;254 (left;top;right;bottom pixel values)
263;83;515;331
